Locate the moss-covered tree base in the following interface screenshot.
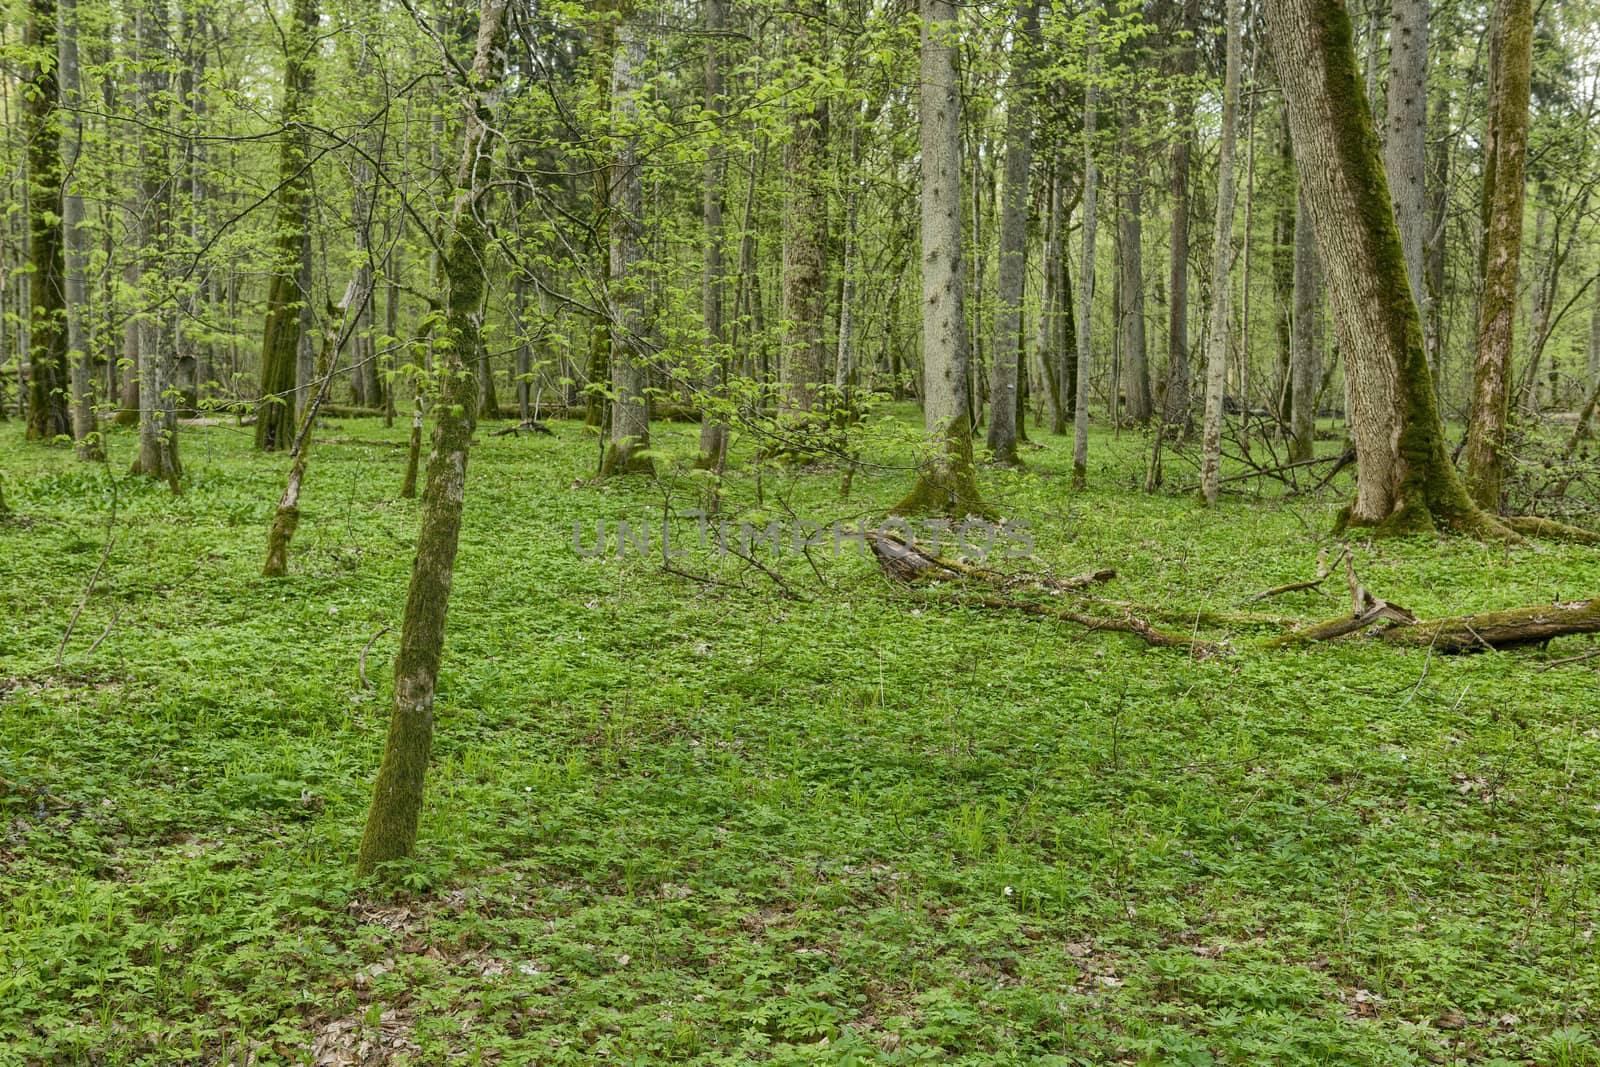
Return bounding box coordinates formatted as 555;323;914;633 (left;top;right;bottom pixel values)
600;440;655;478
892;464;992;519
262;504;300;577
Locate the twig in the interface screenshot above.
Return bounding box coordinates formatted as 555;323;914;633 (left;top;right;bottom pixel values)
56;484;118;670
1540;648;1600;670
84;607;123;658
359;626;392;689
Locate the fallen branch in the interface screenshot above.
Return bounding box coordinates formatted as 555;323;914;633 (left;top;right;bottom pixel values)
950;594;1223;653
489;419;555;437
359;626;392;690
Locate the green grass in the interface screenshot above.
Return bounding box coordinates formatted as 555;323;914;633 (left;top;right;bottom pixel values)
3;407;1600;1065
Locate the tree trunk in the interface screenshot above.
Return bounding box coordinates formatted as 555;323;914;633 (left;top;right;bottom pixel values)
779;0;827;418
357;0;509;877
1118;150;1151;424
24;0;70;442
254;0;317;452
985;0;1039;466
1384;0;1428;330
1462;0;1531;512
1199;0;1240;506
696;0;729;469
1070;23;1099;490
57;0;99;458
1161;0;1199;437
1264;0;1500;535
131;0;179;488
600;15;653;476
1288;187;1321;463
1034;164;1064;434
895;0;983;515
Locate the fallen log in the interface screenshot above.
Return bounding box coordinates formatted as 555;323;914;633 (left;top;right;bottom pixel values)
866;529;1600;657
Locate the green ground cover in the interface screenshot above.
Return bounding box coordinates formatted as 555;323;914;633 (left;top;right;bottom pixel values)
3;409;1599;1065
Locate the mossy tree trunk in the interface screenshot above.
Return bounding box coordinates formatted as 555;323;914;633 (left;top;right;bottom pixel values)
1199;0;1240;507
778;0;828;419
357;0;508;877
985;0;1040;467
1033;165;1064;435
254;0;318;452
1264;0;1502;536
1461;0;1531;512
24;0;71;443
599;15;653;478
1118;139;1151;425
895;0;983;516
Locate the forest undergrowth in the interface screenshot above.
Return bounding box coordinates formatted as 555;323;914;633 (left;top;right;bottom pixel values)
3;407;1600;1065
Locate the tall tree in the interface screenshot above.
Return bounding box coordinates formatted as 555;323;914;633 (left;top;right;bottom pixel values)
985;0;1040;466
1199;0;1241;506
1070;19;1099;491
1462;0;1533;511
695;0;729;469
1118;120;1151;424
1288;186;1320;462
357;0;510;876
1160;0;1199;436
130;0;179;486
779;0;828;417
60;0;99;457
1384;0;1427;332
23;0;70;441
600;11;654;476
254;0;318;451
895;0;983;514
1263;0;1500;535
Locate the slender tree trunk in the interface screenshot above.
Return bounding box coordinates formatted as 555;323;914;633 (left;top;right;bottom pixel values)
1462;0;1532;511
600;15;652;476
24;0;70;442
895;0;983;515
357;0;509;876
696;0;729;468
264;280;365;577
1264;0;1501;535
1200;0;1240;506
132;0;178;487
1119;149;1151;424
1034;164;1064;434
57;0;99;457
254;0;317;451
986;0;1039;465
1587;277;1600;401
779;0;827;417
1070;23;1099;490
1289;187;1321;462
1161;0;1199;438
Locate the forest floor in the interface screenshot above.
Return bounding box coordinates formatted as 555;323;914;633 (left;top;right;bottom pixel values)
3;406;1600;1066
